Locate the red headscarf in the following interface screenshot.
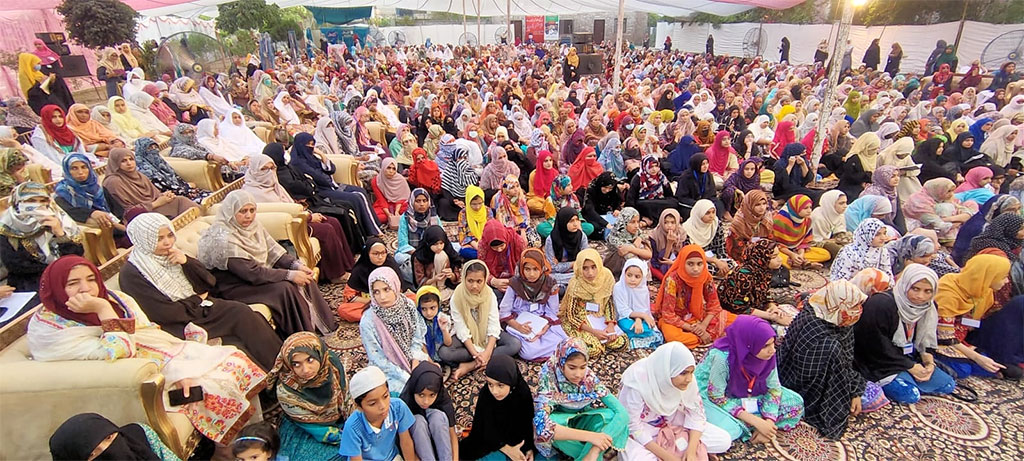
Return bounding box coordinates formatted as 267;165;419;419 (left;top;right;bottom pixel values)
568;146;603;191
478;220;525;278
39;255;126;326
705;130;736;175
532;150;559;197
800;128;827;158
770;120;796;158
40;105;78;147
407;148;441;194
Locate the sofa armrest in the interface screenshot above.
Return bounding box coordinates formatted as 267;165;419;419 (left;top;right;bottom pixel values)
80;225;119;265
0;358;194;460
164;157;224;192
325;154;360;186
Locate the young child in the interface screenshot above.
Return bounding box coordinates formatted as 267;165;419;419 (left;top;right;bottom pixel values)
534;338;629;461
417;285;453;364
500;247;569;361
399;362;459;461
614;258;664;349
232;422;280;461
339;366;417;461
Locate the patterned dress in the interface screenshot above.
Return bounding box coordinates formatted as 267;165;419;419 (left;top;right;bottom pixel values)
558;292;627;357
655;275;735;348
27;291;266;443
694;348;804;442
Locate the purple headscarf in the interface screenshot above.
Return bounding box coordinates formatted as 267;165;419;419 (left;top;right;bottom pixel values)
712;315;777;398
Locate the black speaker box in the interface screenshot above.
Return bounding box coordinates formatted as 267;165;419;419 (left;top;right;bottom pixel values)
56;56;91;78
577;53;604;75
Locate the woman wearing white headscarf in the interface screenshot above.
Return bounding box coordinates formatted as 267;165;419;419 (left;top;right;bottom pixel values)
877;137;922;198
125;92;171;139
198;75;234;118
313;117;341;156
168;77;212;122
980;124;1019;167
121;67;149;101
619;342;732;460
273;91;302;126
196;118;248;163
747;114;775;148
119;212;282;370
218;109;266;154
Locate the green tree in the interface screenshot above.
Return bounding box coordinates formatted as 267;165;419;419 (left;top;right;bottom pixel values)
215;0;310;41
57;0;139;48
215;0;280;35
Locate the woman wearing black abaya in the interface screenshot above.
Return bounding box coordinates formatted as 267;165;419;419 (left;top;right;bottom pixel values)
263;143;365;251
459;355;537;460
581;172;624;238
675;153;722;219
913;138;958;183
780;37;791;63
49;413;175;460
862;39;881;70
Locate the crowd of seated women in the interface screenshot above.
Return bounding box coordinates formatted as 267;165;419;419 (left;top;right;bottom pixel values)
4;38;1024;461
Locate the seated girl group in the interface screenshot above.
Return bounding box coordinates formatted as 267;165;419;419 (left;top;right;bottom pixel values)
38;199;1024;461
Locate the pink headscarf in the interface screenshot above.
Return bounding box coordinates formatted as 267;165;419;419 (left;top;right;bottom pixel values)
32;39;61;66
375;157;411;202
954;166;993;193
705;130;735;175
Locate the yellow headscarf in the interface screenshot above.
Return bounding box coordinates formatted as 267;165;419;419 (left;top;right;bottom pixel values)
934;254;1010;319
18;53;44;97
464;185;487;240
107;96;144;138
562;248;615;309
947;119;969;143
845;132;881;173
566;48;579;68
450;260;493;348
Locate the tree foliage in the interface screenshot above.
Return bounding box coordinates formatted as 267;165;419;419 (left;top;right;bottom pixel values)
215;0;309;41
684;0;1024;25
57;0;139;48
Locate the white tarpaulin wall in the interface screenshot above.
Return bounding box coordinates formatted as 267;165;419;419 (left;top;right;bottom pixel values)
379;24;512;46
131;0;757;19
656;20;1024;74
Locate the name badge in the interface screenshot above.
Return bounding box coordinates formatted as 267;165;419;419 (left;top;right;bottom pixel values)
530;303;541;312
741;397;759;415
902;343;914;355
961;317;981;328
751;237;762;243
585;302;600;313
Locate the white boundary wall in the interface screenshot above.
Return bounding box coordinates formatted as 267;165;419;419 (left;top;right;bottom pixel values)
656;20;1024;73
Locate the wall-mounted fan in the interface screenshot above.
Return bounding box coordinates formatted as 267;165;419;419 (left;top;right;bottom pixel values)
365;26;387;48
388;30;407;46
494;26;509;44
155;31;230;80
980;30;1024;71
742;27;767;58
459;32;479;47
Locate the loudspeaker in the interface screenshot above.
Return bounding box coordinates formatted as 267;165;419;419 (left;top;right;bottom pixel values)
56;56;91;78
577;53;604;75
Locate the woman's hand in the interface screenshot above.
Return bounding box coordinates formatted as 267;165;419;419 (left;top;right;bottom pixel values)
751;416;778;440
66;293;112;315
501;442;527;461
39;215;66;237
971;353;1006;374
89;210;114;229
850;396;862;416
166;247;188;265
0;285;14;299
632;320;644;335
289;270;315;286
586;432;613;451
311;213;326;223
908;363;934;382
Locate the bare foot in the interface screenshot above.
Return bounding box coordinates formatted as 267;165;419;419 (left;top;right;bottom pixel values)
451;361;477;381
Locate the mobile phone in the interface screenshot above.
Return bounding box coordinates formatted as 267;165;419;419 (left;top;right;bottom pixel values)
168;386;204;406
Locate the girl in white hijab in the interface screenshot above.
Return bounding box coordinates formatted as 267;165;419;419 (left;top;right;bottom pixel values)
748;114;775;146
218;109;266;154
121;68;149;101
273;91;301;126
810;190;849;258
618;342;732;460
125;92;171;138
196;118;248;163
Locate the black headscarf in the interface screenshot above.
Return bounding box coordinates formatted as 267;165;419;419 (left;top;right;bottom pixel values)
442;115;458;136
967;212;1024;259
414;225;462;267
550;207;583;262
349;237;408;294
50;413;160;460
399;362;456;425
944;132;987;168
853;293;917;382
680;153;713;199
585;171;622;215
459;355;536;459
912;137;957;183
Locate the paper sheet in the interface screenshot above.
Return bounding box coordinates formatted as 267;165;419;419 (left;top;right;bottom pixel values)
0;292;37;325
514;311;549;340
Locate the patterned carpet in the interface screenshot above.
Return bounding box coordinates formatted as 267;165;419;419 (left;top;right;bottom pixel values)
312;223;1024;461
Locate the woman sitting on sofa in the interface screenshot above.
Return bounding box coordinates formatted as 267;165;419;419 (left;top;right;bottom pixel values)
28;255;268;446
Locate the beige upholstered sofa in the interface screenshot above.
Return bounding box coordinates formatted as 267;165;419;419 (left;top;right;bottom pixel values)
0;197;297;460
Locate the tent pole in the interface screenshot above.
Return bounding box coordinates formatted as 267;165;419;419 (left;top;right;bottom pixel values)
811;0;855;170
463;0;467;36
477;0;482;45
612;0;625;94
506;0;511;44
953;0;968;51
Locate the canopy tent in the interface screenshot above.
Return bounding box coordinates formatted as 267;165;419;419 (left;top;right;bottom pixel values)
0;0;804;18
